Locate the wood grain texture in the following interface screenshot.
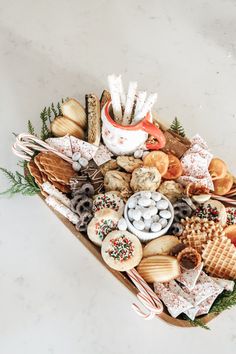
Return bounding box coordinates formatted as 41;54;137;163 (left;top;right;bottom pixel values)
39;195;218;328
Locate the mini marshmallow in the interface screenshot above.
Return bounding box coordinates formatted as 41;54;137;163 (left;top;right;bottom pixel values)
132;209;142;221
72;161;81;172
79;157;89;167
159;218;168;228
142;151;149;160
72;152;81;161
134;149;143;159
133;220;145;231
156;199;169;210
151;192;162;202
151;222;162;232
138;197;151;207
159;210;172;219
118;218;128;231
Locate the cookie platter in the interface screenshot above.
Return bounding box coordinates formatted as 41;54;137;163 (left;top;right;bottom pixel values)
2;74;236;329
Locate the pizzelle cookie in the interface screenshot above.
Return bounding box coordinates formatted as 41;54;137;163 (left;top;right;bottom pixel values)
101;230;143;271
93;192;124;217
87;209;120;246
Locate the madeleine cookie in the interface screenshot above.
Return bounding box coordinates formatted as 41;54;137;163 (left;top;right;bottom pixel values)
61;98;87;129
101;230;143;271
86;93;101;146
51;116;85;139
93;192;124;217
87;209;120;246
143;236;180;258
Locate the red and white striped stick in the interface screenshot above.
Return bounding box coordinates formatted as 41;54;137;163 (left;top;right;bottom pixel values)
126;268;163;320
12;133;72;163
211;194;236;206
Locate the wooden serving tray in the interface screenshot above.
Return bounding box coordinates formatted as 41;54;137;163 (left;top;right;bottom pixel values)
40;195;218;327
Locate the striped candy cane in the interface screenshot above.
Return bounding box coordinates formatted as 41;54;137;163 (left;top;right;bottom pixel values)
12;133;72;163
126;268;163;320
211;194;236;206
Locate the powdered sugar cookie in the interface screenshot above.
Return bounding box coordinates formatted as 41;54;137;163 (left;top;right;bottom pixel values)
101;230;143;271
93;192;124;217
87;209;120;246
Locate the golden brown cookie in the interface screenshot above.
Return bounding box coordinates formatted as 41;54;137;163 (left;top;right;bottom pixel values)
130;167;161;192
116;156;143;173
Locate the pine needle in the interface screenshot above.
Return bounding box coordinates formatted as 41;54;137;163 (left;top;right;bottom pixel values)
27;120;36;135
210;282;236;314
182;314;210;330
0;167;40;196
170;117;186;137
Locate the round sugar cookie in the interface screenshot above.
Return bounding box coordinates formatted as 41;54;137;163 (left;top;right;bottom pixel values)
101;230;143;271
93;192;124;217
203;200;227;225
87;209;120;246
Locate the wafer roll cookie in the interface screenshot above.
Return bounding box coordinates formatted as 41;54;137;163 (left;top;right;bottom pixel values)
135;93;157;121
122;81;137;125
133;91;147;124
45;195;79;224
108;75;122;123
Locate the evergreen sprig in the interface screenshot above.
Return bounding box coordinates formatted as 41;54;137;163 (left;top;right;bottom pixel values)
0;167;40;196
186;318;210;330
27;120;36;135
170;117;186;137
210;282;236;314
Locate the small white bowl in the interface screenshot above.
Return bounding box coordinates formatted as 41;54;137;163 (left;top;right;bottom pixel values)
124;191;174;242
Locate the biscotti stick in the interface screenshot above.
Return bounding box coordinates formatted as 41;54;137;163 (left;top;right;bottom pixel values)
133;91;147;124
108;74;122;123
45;195;79;224
86;93;101;146
135;93;157;121
42;181;71;207
122;81;137;125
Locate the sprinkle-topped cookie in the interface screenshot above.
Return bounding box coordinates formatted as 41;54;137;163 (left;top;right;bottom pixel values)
194;199;227;225
87;209;120;246
93;192;124;217
226;207;236;226
101;230;143;271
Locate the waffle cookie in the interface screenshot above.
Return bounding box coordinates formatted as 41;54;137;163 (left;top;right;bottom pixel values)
180;217;225;254
202;236;236;279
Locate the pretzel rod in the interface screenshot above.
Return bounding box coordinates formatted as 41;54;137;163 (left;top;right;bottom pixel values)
116;75;126;107
42;182;71;207
12;133;72;163
133;91;147;124
134;93;157;121
127;268;163;320
122;81;137;125
211;194;236;206
45;195;79;224
108;75;122;123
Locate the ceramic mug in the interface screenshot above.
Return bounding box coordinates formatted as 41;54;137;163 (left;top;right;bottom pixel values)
101;101;166;155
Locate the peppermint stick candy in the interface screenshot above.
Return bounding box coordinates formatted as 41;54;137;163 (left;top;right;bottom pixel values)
116;75;126;107
45;195;79;224
134;93;157;121
108;74;122;123
133;91;147;124
127;268;163;320
42;182;71;207
122;81;137;125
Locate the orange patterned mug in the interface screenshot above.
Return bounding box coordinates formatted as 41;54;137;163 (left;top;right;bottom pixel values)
101;101;166;155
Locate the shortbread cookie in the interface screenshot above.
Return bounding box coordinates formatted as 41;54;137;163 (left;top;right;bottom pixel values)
101;230;143;271
93;192;124;217
116;156;143;173
143;236;180;257
86;93;101;146
87;209;120;246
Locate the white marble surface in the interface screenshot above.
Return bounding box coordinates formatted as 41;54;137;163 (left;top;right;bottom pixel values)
0;0;236;353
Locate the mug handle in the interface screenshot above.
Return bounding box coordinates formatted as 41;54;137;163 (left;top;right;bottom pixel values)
141;120;166;150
